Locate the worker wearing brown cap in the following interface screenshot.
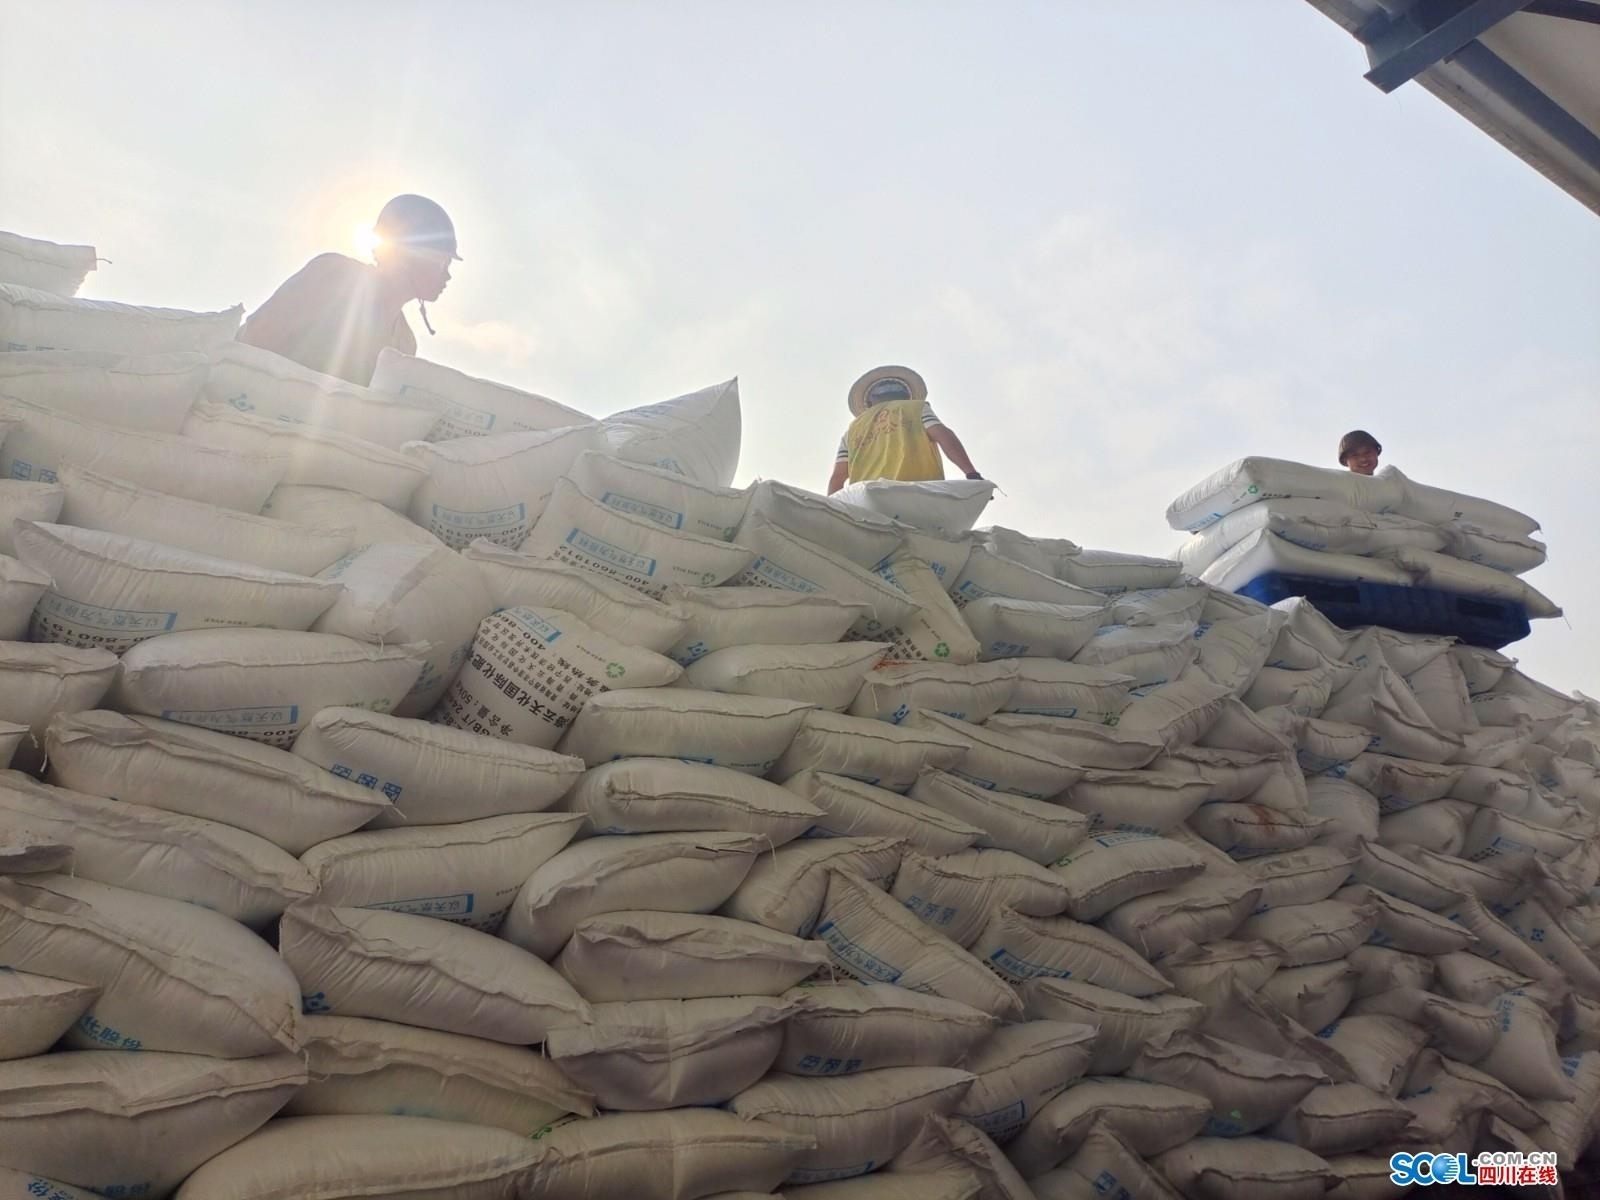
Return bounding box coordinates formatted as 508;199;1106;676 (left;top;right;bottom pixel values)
827;365;982;495
238;194;460;386
1338;430;1382;476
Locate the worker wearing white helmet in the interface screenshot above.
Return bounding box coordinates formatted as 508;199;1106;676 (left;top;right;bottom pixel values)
237;193;460;386
827;365;982;495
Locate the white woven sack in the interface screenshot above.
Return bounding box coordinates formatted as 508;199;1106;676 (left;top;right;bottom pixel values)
569;449;749;541
775;709;967;792
1474;990;1576;1100
730;1066;974;1185
0;1051;305;1200
0;231;96;296
1401;846;1521;908
596;377;742;488
891;848;1072;947
58;468;352;576
170;1114;546;1200
463;543;687;651
1189;802;1327;858
522;476;755;596
0;555;48;640
1269;1082;1414;1157
1055;547;1184;594
949;544;1101;610
979;526;1066;573
849;661;1015;725
1151;1137;1338;1200
1023;977;1205;1074
890;1110;1039;1199
1048;831;1206;921
16;521;339;653
1347;987;1497;1062
1335;885;1475;955
1072;623;1198;688
1202;529;1414;593
501;830;765;959
1335;753;1461;812
548;995;792;1110
1165;455;1406;532
1163;939;1285;1007
686;641;886;711
0;970;97;1061
1385;464;1540;537
287;1013;593;1134
1243;664;1347;718
183;400;428;509
1463;807;1586;866
291;706;582;827
869;552;982;665
313;542;494;715
1442;520;1548;574
969;907;1172;997
1436;896;1567;989
1314;1014;1428;1097
1404;652;1481;734
0;874;300;1057
1098;872;1263;961
1178;496;1445;572
559;687;811;774
745;478;906;568
110;628;427;747
1026;1122;1182;1200
719;835;904;936
0;282;240;354
956;1020;1096;1141
1387;545;1561;618
814;870;1022;1018
45;710;390;853
0;348;206;430
371;347;589;440
0;721;24;769
984;713;1165;770
1192;612;1280;695
1005;1079;1211;1175
1244;846;1359;912
1060;768;1211;835
562;757;819;841
1236;899;1378;968
299;811;585;932
556;909;830;1002
204;340;442;446
901;528;975;583
730;514;913;637
961;596;1107;663
0;394;285;510
996;658;1135;722
1303;776;1380;849
1109;586;1208;628
0;480;63;555
909;769;1090;865
1130;1029;1327;1136
664;587;863;666
404;425;596;549
1232;961;1354;1035
0;645;114;768
528;1109;815;1200
905;708;1082;799
263;483;445;548
783;768;982;855
833;478;994;535
1322;665;1462;764
0;769;315;927
279;902;591;1042
777;981;996;1075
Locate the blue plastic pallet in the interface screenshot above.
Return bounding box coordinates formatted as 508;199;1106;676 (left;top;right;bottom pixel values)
1236;571;1530;649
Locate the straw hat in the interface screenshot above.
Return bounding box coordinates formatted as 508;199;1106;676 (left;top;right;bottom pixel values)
847;365;929;416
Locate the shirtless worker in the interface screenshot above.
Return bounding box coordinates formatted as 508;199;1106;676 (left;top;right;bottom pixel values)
826;365;982;495
237;193;459;386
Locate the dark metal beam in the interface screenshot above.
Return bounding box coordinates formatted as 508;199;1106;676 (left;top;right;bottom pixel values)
1526;0;1600;25
1443;38;1600;173
1361;0;1537;92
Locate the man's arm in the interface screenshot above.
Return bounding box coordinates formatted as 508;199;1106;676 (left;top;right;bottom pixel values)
927;423;980;478
826;459;850;495
236;255;340;354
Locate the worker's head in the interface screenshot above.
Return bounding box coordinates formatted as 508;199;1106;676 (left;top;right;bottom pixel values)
847;365;929;416
1338;429;1382;475
372;194;459;303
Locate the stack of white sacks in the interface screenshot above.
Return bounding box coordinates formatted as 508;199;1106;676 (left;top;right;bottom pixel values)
1168;457;1561;620
1;229;1599;1199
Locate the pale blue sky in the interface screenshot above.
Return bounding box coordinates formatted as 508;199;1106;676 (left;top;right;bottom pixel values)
4;0;1597;690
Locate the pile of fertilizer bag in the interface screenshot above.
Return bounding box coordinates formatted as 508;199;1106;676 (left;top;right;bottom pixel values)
1167;456;1560;621
0;227;1598;1199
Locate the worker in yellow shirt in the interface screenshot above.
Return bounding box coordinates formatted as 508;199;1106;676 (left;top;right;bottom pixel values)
826;365;982;495
237;194;460;386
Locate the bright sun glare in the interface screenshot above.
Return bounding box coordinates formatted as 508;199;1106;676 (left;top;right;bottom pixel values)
352;223;381;258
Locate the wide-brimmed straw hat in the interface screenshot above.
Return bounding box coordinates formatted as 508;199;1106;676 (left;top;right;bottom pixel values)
848;365;929;416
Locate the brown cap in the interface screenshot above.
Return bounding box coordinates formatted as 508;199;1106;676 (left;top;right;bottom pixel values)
848;365;928;416
1338;429;1382;465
